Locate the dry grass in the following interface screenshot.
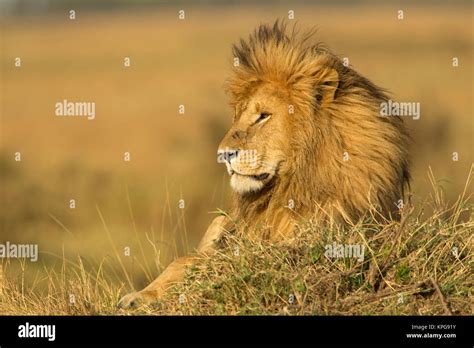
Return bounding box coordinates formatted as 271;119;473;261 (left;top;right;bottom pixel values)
1;168;472;315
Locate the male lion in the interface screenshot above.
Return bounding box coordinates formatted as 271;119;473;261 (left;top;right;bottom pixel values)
118;21;410;308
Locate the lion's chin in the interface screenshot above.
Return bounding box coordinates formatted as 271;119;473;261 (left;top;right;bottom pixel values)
230;173;269;195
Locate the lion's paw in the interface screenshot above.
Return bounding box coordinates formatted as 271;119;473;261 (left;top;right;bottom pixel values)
118;291;147;309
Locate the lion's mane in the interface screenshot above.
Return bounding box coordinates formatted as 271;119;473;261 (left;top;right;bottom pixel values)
225;21;410;238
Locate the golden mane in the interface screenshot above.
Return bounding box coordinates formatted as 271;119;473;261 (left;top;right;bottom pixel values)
225;21;410;239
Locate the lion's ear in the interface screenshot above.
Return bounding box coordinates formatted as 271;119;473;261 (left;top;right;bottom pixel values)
315;68;339;107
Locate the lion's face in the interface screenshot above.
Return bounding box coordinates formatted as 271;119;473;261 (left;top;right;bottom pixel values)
218;84;292;195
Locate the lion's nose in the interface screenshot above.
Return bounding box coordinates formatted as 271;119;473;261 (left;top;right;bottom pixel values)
218;149;239;164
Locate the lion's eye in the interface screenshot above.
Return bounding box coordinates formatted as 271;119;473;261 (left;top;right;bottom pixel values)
256;112;272;124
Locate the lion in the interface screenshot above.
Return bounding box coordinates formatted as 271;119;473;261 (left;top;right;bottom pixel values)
118;21;410;308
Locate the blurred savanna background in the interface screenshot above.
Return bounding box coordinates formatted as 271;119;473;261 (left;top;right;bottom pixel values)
0;0;472;314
